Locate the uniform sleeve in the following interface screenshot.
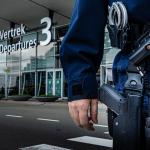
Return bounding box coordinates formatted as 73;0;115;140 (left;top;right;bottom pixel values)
60;0;108;101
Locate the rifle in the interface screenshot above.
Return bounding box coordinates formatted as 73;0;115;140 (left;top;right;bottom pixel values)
99;30;150;150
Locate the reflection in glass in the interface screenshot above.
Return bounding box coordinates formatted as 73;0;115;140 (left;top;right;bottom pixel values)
37;71;46;96
0;27;65;98
37;43;55;69
7;74;19;96
55;71;61;97
47;72;53;95
22;72;35;96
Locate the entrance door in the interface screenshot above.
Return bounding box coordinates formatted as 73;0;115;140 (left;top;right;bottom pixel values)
46;69;63;97
37;71;46;96
47;71;53;96
55;70;62;97
22;72;35;96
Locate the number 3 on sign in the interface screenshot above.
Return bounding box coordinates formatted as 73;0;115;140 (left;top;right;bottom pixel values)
40;17;52;46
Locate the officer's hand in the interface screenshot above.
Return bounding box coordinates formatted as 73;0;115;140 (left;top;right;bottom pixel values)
68;99;98;131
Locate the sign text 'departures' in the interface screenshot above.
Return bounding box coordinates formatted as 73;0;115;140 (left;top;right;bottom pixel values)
0;17;52;54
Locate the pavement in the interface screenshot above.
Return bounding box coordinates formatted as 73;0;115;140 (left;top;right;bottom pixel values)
0;99;107;112
0;100;111;150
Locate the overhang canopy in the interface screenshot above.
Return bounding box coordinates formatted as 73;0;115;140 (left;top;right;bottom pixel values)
0;0;74;30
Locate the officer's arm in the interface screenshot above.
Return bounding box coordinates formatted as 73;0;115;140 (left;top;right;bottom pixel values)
60;0;107;130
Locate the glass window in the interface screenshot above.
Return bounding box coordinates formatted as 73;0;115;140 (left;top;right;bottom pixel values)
21;32;36;60
37;42;55;69
37;71;46;96
0;62;6;74
7;74;19;96
100;29;120;85
0;40;7;73
21;72;35;96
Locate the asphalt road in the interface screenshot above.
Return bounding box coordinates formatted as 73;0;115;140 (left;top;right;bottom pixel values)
0;100;112;150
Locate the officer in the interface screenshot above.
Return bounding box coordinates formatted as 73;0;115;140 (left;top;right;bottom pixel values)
60;0;150;130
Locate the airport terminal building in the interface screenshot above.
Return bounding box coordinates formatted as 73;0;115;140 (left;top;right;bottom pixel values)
0;0;119;98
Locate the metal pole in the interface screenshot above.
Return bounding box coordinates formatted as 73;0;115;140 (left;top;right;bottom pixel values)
35;32;38;97
19;38;22;95
5;73;8;98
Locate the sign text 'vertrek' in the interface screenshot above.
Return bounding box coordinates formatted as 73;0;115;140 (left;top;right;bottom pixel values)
0;24;25;41
0;17;52;54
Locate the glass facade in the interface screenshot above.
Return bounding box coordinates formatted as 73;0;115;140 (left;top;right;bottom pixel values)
100;29;120;86
0;22;119;99
0;26;64;98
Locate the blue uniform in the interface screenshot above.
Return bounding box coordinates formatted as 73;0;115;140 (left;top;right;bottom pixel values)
60;0;150;101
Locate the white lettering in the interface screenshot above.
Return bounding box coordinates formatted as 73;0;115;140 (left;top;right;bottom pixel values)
0;44;4;53
21;24;26;35
25;41;29;48
11;44;16;51
40;17;52;46
4;31;8;39
0;31;4;40
17;27;21;36
4;45;7;52
7;30;11;39
7;45;12;54
0;17;52;54
13;28;17;37
10;28;14;37
0;24;26;40
34;39;37;47
29;40;33;48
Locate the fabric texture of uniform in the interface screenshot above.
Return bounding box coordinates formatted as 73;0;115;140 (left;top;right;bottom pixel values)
109;0;150;23
60;0;150;101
